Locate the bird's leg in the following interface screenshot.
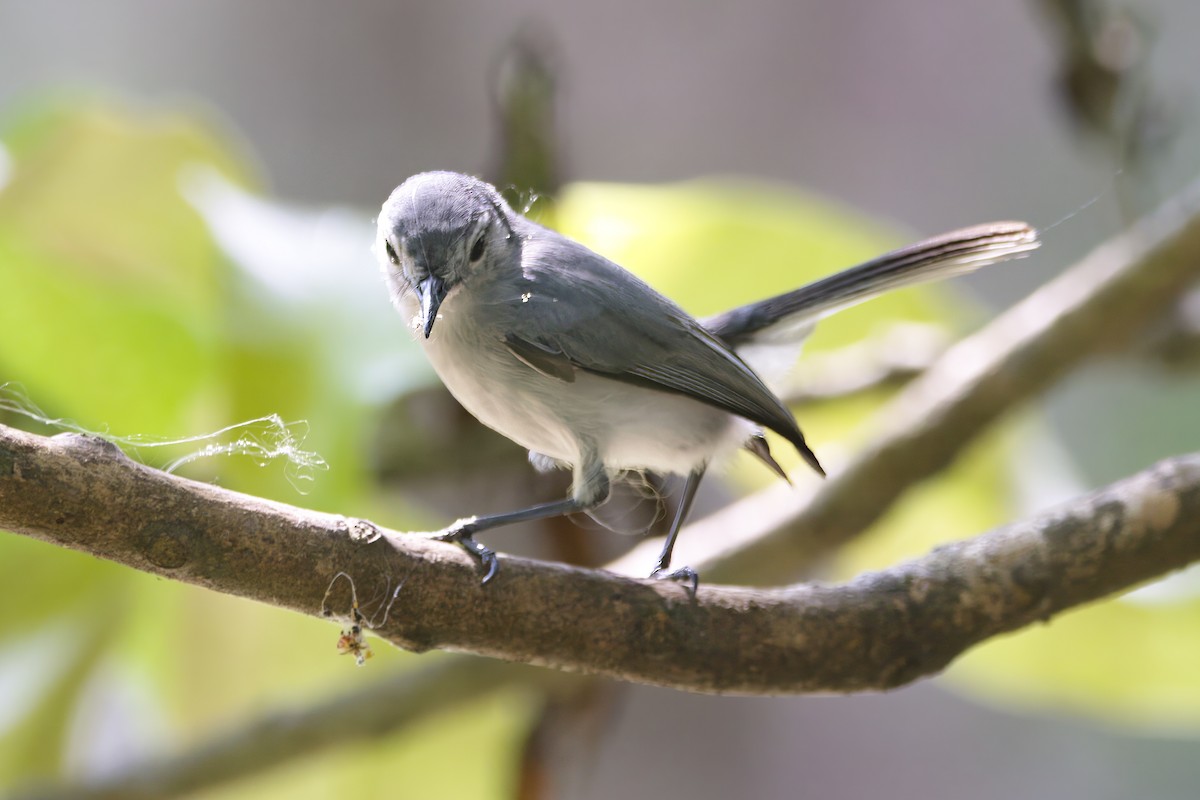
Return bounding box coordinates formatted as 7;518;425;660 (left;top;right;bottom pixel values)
436;450;610;584
435;498;586;583
650;467;706;596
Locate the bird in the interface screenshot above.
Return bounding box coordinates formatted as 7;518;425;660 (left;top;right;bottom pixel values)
375;171;1039;588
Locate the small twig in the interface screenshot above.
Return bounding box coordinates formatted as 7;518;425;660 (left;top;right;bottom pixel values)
1037;0;1176;162
781;322;950;405
10;657;559;800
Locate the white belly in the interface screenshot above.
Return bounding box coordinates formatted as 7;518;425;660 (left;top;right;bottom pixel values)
404;291;752;476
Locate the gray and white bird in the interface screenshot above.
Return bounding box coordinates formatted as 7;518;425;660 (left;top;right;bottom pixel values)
376;171;1038;586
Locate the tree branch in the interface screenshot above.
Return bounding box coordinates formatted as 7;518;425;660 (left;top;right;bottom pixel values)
19;455;1200;800
1;182;1199;691
3;180;1200;795
2;424;1200;693
780;322;949;404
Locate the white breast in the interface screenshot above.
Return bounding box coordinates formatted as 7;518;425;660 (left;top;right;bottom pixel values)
402;290;753;477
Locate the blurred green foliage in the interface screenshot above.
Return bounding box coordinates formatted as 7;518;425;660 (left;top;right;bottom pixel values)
0;96;1197;798
0;101;232;435
0;98;528;797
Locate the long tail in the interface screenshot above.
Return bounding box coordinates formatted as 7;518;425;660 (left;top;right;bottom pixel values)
705;221;1040;347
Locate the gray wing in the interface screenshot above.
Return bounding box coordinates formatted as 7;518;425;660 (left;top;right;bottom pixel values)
504;231;823;474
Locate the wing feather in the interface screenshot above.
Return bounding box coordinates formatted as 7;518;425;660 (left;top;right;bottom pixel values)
504;229;823;475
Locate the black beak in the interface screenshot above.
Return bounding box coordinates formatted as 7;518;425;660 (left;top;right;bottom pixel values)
418;275;447;338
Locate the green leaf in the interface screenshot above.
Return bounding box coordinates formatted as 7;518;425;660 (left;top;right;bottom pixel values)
0;97;255;435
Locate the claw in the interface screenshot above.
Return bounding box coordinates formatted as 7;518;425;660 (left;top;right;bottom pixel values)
433;522;499;584
479;547;499;584
650;565;699;599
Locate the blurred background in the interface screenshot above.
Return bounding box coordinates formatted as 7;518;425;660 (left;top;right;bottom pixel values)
1;1;1200;798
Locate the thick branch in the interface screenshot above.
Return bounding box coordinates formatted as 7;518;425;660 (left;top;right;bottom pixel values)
2;425;1199;693
21;457;1200;800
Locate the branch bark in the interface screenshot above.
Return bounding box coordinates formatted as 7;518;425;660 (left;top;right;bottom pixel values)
17;457;1200;800
3;424;1200;695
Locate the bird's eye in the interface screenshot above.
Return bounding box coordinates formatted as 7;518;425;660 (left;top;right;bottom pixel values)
385;240;400;266
469;234;487;263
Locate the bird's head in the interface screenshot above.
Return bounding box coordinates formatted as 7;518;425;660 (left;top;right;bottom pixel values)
376;171;517;337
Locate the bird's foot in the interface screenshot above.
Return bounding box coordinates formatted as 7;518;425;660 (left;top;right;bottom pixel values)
432;519;499;584
650;565;699;599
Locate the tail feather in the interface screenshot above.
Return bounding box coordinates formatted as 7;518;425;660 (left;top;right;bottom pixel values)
706;221;1039;347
